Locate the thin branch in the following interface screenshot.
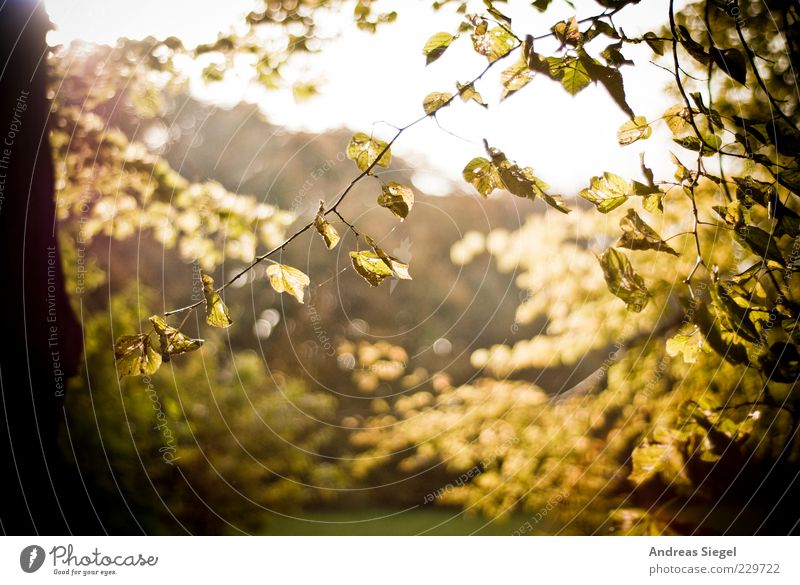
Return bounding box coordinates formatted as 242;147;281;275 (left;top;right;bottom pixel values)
667;0;753;164
164;37;519;319
735;19;797;129
333;209;360;238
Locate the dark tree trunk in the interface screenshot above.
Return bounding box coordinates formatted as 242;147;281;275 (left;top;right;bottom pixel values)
0;0;99;534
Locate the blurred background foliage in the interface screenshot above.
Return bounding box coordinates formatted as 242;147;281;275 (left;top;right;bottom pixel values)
50;0;800;534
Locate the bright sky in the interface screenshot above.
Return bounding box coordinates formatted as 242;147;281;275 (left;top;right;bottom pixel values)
45;0;680;196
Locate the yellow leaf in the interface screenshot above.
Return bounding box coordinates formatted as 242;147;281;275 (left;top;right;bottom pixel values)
267;263;310;304
314;203;340;249
423;91;453;115
350;250;411;287
148;315;204;361
114;334;162;378
202;273;233;328
617;116;651;145
377;182;414;219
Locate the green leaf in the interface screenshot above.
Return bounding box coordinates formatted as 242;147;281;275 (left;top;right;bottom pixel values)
617;116;651;145
463;156;503;197
148;316;204;361
579;172;632;213
377;181;414;219
369;236;412;282
666;324;708;364
471;24;516;63
556;56;591;95
694;299;750;365
643;193;663;213
617;209;678;255
114;334;162;378
598;247;650;312
314;203;340;249
629;442;682;485
712;199;749;227
456;82;487;107
202;273;233;328
422;91;453;115
346;132;392;172
350;250;411;286
705;281;764;349
423;31;454;65
267;263;310;304
500;57;534;100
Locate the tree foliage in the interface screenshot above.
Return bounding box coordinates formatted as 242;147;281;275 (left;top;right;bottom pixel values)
50;0;800;534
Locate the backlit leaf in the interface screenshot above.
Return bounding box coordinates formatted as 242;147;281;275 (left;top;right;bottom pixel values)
149;315;204;361
617;116;651;145
463;157;503;197
617;209;678;255
666;324;709;364
346;132;392;172
629;442;682;484
471;25;516;63
202;273;233;328
551;17;580;46
267;263;310;304
377;181;414;219
423;31;454;65
642;193;664;213
500;58;534;100
663;105;689;135
114;334;162;378
350;250;411;286
456;82;487;107
423;91;453;115
314;203;340;249
579;172;632;213
556;56;591;95
487;145;571;213
598;247;650;312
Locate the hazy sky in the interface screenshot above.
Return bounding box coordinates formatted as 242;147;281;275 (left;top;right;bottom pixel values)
45;0;679;196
